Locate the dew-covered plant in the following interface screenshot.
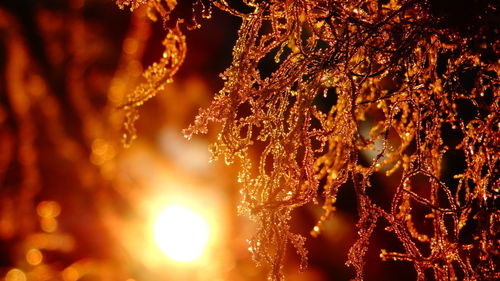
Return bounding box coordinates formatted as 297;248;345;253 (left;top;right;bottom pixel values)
117;1;499;280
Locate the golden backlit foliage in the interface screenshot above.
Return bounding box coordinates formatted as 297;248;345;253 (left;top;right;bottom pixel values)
0;0;498;280
117;0;499;280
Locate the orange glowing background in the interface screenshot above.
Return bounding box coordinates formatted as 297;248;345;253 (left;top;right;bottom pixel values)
0;1;497;281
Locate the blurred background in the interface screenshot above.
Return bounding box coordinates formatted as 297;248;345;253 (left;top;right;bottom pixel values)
0;0;441;280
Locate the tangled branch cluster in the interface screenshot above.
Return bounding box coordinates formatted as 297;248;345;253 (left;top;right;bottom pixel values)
118;0;499;280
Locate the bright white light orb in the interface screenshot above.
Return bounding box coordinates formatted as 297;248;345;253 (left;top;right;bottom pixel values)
153;205;209;262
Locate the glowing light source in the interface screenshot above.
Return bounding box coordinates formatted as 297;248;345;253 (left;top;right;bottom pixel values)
153;205;209;262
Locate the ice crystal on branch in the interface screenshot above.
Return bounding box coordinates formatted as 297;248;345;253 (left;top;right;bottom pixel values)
120;0;499;280
122;25;186;146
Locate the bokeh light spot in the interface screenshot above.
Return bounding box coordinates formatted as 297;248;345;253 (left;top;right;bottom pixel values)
40;217;58;233
26;248;43;266
5;269;26;281
62;266;79;281
36;201;61;218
